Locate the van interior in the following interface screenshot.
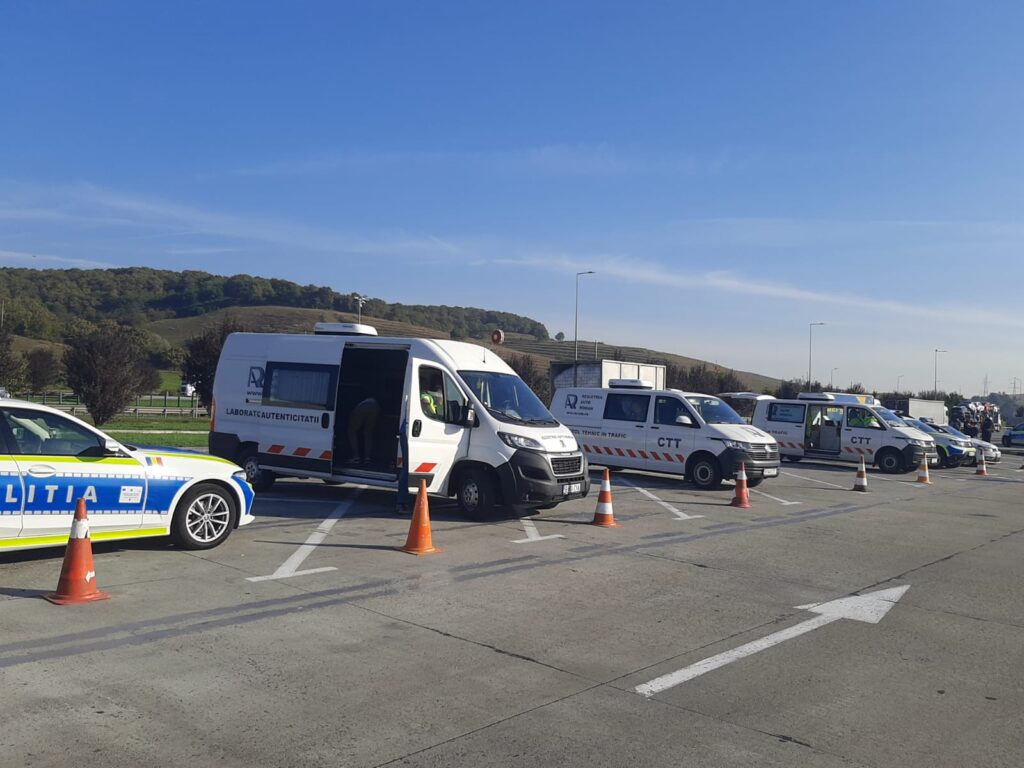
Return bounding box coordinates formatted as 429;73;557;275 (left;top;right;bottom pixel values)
334;347;408;474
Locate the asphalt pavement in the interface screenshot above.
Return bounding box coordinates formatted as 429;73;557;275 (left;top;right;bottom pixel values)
2;458;1022;767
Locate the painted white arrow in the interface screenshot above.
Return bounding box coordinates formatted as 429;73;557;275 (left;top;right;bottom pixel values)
635;585;910;697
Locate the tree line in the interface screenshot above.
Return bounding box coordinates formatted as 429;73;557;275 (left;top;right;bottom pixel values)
0;267;550;342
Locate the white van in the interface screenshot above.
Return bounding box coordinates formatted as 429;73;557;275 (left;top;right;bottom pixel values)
550;380;780;489
209;323;589;518
748;392;939;473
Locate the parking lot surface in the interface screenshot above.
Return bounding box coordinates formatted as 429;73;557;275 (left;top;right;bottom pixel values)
3;460;1023;767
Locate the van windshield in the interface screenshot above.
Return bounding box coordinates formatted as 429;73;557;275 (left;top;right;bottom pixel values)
685;396;745;425
458;371;558;425
877;408;908;427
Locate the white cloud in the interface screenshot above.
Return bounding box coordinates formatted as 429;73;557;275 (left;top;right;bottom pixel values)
0;249;115;269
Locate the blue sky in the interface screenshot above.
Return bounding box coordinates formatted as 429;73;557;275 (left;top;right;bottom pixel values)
2;1;1022;395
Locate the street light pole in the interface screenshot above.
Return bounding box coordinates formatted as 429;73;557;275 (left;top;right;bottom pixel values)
574;270;595;386
808;322;825;389
934;349;948;395
353;294;366;324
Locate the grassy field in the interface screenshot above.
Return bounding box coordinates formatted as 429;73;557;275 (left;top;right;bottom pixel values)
112;431;208;449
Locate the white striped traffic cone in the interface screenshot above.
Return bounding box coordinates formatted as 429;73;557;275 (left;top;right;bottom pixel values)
730;462;752;508
852;456;869;492
976;449;989;476
916;456;932;484
591;468;619;527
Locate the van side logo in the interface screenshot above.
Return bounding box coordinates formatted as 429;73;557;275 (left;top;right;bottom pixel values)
565;394;578;409
248;366;265;389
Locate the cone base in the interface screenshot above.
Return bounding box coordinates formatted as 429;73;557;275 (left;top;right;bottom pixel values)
396;545;441;556
44;590;110;605
591;519;619;528
851;486;868;492
729;500;752;509
916;478;932;484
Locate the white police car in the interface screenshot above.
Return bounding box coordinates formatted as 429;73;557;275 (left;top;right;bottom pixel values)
0;400;254;553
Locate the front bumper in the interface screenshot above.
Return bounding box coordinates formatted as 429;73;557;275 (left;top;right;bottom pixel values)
495;450;590;508
722;447;781;479
905;445;940;467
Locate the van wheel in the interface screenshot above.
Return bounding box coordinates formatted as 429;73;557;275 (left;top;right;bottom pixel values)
172;483;236;550
456;469;495;520
241;452;276;492
876;449;905;474
689;456;723;490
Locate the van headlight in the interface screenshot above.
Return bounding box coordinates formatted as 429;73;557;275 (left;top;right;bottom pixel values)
720;439;755;451
907;439;929;447
498;432;544;451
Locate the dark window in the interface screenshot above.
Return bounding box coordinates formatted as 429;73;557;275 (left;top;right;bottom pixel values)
603;393;651;423
263;363;338;410
2;408;102;456
420;366;468;425
767;402;806;424
654;396;691;426
847;406;883;430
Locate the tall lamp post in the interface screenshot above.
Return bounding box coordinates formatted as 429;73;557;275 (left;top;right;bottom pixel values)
353;294;367;324
574;270;595;385
807;322;825;389
933;349;948;395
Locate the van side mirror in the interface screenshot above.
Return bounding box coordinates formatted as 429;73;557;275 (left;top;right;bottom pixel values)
462;407;476;428
675;414;693;426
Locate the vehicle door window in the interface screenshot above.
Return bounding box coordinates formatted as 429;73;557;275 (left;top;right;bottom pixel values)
654;396;692;426
604;393;651;423
847;406;883;430
2;408;103;456
419;367;468;425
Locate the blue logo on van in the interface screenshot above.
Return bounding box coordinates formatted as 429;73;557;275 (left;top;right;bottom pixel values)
565;394;578;409
248;366;265;388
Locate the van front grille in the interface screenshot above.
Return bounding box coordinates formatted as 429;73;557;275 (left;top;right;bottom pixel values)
551;455;583;476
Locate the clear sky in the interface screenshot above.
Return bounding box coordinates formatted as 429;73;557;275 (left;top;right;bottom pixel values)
1;1;1021;395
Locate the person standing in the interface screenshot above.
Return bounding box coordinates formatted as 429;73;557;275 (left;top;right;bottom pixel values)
981;413;994;443
348;396;381;464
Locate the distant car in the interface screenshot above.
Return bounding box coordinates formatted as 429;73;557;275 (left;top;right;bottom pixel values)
0;400;254;553
936;424;1000;466
904;418;974;468
180;381;196;397
1001;424;1024;447
0;388;10;399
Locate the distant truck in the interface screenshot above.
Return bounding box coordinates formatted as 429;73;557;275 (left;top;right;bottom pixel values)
884;398;947;424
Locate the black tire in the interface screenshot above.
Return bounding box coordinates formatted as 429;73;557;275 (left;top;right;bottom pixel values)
172;482;236;550
688;455;723;490
456;468;496;520
747;477;764;488
241;451;276;492
876;449;905;474
783;455;802;463
936;448;949;469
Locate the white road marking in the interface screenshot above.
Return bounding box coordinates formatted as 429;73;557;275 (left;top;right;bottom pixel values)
618;478;703;520
246;489;364;582
512;518;566;543
635;585;910;696
781;471;847;489
749;489;801;506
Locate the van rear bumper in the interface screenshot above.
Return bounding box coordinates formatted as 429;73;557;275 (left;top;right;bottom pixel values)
495;450;590;508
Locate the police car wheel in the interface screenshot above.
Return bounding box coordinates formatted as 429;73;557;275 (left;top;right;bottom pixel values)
242;453;276;492
456;469;494;520
172;483;236;550
689;457;722;490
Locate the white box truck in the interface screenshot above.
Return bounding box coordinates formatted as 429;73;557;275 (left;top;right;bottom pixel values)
209;323;589;518
884;397;947;424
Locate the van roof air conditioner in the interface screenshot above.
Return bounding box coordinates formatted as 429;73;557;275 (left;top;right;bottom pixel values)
609;379;654;390
313;323;379;336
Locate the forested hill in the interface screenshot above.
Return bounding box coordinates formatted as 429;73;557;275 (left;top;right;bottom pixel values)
0;267;549;341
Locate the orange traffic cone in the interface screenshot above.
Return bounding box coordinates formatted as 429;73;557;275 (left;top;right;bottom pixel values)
916;456;932;484
398;480;440;555
730;462;752;508
591;468;618;527
44;500;110;605
976;449;989;477
852;456;869;492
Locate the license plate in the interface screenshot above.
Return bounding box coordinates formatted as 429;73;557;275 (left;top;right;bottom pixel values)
563;482;582;495
763;468;778;477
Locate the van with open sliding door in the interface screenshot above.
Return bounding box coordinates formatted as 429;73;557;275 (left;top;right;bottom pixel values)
747;392;938;473
209;323;589;518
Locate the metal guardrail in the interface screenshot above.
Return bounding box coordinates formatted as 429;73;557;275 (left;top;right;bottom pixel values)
22;392;208;419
